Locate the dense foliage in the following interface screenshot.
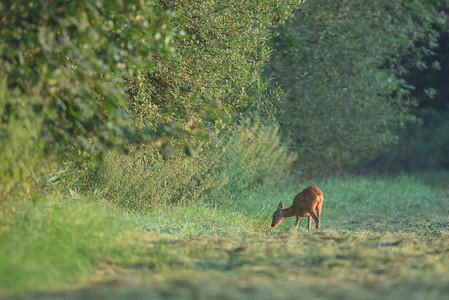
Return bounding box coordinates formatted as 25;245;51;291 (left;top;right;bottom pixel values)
93;121;295;210
373;109;449;172
0;0;173;154
0;0;298;199
0;0;174;196
126;0;298;148
267;0;442;175
376;5;449;173
1;0;447;201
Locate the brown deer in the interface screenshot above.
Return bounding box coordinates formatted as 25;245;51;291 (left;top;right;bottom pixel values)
271;186;323;231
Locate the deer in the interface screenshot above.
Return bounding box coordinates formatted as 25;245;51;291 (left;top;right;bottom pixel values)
271;186;323;231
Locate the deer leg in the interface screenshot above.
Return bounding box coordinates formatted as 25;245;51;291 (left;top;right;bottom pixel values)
307;216;311;232
308;209;320;230
295;216;300;229
316;202;322;219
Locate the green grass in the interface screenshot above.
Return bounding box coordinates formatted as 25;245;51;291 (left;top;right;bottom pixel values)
133;203;266;236
0;197;134;295
1;172;449;299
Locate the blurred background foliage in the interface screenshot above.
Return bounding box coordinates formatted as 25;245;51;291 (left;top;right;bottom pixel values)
372;109;449;172
374;0;449;173
1;0;449;203
266;0;447;176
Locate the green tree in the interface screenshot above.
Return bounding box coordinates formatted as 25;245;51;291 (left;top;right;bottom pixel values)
126;0;299;151
0;0;174;157
0;0;173;198
267;0;442;175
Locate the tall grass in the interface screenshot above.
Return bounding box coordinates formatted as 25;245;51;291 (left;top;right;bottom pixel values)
0;77;44;201
212;120;296;204
92;120;295;210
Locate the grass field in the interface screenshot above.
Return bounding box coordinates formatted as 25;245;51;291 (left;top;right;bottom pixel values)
1;172;449;299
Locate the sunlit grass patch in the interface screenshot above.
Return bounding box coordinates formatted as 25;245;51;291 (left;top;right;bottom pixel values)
0;197;133;295
132;203;267;236
257;174;449;235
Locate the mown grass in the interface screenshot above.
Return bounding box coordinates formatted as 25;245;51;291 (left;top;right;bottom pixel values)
1;172;449;299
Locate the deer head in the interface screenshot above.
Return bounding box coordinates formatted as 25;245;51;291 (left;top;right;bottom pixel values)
271;202;286;228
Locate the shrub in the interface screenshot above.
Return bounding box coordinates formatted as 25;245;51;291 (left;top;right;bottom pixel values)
92;121;295;210
92;148;220;209
213;120;296;203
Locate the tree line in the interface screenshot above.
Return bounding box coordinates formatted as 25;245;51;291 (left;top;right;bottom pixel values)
1;0;446;202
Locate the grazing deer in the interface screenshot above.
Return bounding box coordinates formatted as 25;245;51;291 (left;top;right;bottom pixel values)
271;186;323;231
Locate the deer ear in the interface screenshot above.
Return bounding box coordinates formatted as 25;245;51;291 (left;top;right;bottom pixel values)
277;202;284;210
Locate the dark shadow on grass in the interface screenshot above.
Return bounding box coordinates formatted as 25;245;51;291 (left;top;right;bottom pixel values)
6;272;449;300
